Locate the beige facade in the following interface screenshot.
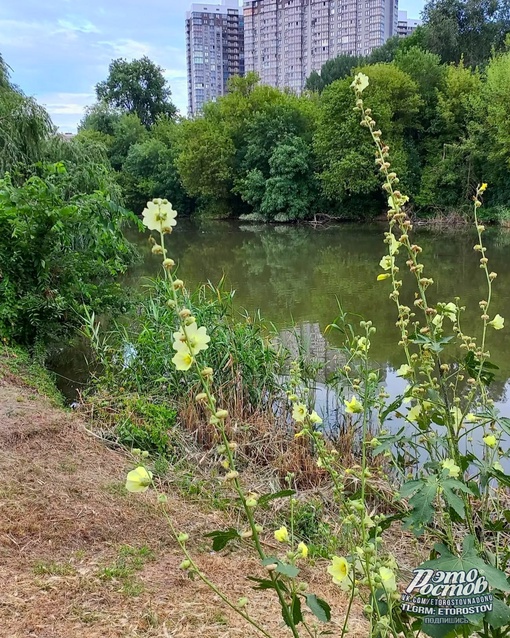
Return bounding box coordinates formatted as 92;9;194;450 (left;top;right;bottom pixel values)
244;0;398;92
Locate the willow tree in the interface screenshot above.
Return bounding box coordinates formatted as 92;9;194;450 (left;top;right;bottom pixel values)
0;53;54;173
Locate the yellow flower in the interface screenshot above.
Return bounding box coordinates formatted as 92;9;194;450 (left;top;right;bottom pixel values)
407;404;422;423
442;458;461;478
297;542;309;558
274;526;289;543
292;403;308;423
125;466;153;493
344;396;363;414
379;567;397;593
387;232;400;255
172;350;194;371
483;434;497;448
489;314;504;330
173;322;210;355
142;199;177;231
479;183;488;193
396;364;412;378
350;72;369;93
328;556;352;590
309;410;322;425
379;255;394;271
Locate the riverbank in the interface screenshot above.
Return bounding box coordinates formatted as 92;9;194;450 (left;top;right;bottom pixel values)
0;348;372;638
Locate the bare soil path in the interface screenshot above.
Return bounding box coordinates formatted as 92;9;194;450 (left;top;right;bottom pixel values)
0;360;363;638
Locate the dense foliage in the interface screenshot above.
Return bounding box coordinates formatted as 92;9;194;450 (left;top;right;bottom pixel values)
0;163;137;346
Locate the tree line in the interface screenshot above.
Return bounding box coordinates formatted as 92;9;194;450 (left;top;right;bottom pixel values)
2;0;510;224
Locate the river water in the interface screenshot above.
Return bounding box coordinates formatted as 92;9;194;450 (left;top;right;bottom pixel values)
51;218;510;425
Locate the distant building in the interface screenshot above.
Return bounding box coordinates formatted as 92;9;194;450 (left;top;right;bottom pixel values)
397;10;421;37
243;0;398;94
186;0;245;115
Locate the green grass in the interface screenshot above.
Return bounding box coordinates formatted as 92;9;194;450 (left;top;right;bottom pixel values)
0;345;63;405
99;544;155;596
33;560;76;576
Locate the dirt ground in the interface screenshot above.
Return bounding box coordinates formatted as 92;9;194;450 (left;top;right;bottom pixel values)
0;367;370;637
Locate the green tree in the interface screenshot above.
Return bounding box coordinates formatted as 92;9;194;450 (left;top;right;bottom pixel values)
0;54;53;173
366;36;402;64
305;54;366;92
0;164;137;346
314;65;422;218
417;61;484;210
121;137;194;215
422;0;510;67
237;136;320;222
480;51;510;207
95;56;176;127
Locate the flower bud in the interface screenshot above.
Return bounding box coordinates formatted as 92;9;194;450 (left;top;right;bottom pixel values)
201;367;214;378
215;409;229;420
172;279;184;290
195;392;207;402
179;559;191;570
179;308;191;319
152;245;164;255
163;258;175;269
178;533;189;543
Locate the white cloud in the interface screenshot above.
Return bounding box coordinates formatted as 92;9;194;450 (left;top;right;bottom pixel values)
37;91;95;129
57;17;100;34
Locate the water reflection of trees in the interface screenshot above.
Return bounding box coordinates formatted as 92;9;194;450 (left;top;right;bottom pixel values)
127;220;510;401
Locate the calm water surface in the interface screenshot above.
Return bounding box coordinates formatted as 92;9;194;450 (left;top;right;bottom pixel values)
53;219;510;423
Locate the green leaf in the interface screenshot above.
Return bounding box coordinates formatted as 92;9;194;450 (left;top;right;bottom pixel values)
464;351;498;386
257;489;296;507
441;484;465;518
305;594;332;622
291;596;303;625
405;476;439;531
380;397;404;423
275;562;300;578
204;528;241;551
399;479;424;499
498;417;510;436
420;620;471;638
248;576;290;594
485;597;510;629
247;577;278;591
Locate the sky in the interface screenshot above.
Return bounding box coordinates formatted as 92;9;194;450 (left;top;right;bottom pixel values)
1;0;425;132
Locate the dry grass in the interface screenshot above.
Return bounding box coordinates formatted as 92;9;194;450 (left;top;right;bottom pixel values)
0;366;377;638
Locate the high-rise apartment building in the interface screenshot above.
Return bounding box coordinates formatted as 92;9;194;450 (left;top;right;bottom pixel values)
397;10;421;37
244;0;398;93
186;0;245;115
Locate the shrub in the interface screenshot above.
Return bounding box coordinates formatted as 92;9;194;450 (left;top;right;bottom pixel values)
0;163;138;346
